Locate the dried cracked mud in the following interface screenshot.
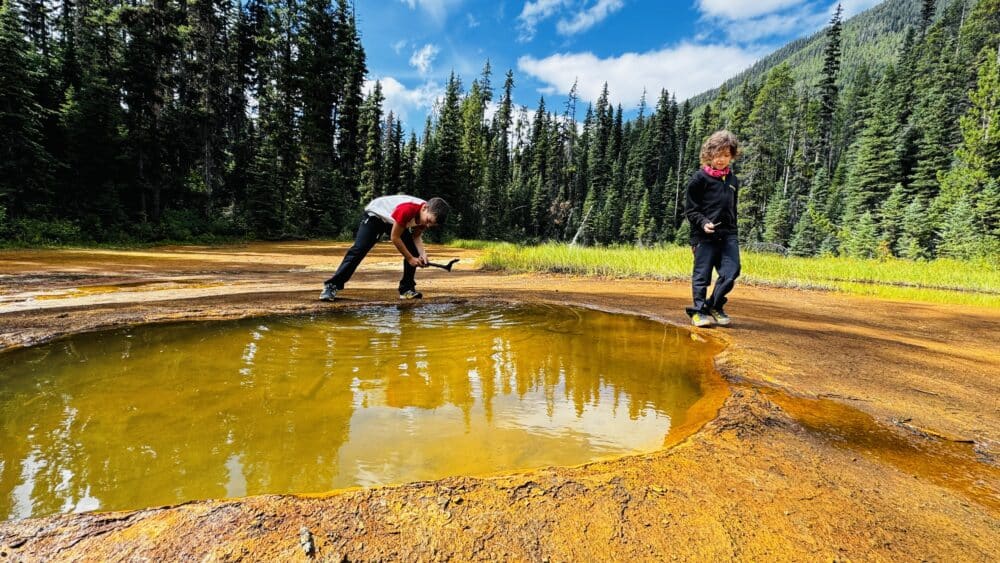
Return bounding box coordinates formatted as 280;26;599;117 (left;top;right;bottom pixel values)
0;242;997;561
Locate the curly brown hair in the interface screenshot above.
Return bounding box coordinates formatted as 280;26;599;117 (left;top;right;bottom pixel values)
699;130;739;165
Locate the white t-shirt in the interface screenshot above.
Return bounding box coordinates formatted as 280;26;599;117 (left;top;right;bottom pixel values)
364;195;426;227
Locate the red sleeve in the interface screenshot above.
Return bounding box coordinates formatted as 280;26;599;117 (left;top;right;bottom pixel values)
391;202;422;225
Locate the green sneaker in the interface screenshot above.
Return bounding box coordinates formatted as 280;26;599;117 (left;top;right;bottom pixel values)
710;309;731;326
399;290;423;300
691;312;714;327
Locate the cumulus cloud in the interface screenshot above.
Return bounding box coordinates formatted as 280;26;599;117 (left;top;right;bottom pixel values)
409;44;440;76
556;0;625;36
398;0;463;24
518;0;624;40
366;77;445;127
517;43;763;106
696;0;880;42
727;9;827;42
696;0;802;20
837;0;882;18
517;0;569;42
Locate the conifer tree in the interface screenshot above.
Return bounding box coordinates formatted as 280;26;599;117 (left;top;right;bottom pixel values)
357;81;384;203
899;197;933;260
433;73;465;233
907;1;966;198
482;70;513;239
879;183;907;255
763;191;792;247
1;0;54;218
333;0;365;218
460;67;490;237
932;46;1000;258
789;206;831;256
185;0;230;206
817;3;843;172
937;198;981;259
841;211;878;259
739;64;795;242
920;0;936;34
299;0;341;232
842;66;901;223
635;188;655;246
401;132;418;195
60;0;127;232
384;116;403;194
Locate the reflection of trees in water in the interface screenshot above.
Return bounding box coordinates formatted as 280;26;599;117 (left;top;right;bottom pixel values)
351;305;707;428
0;320;356;519
0;305;710;519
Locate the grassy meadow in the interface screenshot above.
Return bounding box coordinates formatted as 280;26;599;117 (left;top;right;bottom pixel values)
452;242;1000;308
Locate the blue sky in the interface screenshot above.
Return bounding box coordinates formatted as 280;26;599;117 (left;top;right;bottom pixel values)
355;0;884;132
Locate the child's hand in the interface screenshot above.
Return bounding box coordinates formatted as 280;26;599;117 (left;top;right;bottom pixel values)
703;222;716;234
407;256;424;268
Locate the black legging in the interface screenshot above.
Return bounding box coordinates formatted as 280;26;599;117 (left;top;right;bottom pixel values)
325;214;420;294
686;233;741;316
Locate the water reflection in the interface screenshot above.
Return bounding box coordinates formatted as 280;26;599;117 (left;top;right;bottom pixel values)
0;303;715;520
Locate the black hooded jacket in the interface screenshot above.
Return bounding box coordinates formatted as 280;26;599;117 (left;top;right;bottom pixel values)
684;167;739;243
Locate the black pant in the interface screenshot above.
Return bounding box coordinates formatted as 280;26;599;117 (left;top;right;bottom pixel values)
686;234;741;316
325;213;419;294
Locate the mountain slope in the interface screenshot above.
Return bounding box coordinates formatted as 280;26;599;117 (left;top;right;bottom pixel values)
689;0;927;105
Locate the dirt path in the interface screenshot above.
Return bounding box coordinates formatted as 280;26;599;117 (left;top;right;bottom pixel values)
1;242;997;561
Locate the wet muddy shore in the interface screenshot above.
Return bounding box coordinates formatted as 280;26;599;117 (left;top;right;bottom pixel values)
1;242;998;561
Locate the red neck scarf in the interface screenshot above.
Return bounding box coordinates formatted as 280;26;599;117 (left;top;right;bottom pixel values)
702;165;730;178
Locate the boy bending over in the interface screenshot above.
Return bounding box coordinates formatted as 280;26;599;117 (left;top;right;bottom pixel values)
320;195;450;301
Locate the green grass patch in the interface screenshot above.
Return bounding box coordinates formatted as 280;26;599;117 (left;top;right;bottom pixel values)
454;241;1000;308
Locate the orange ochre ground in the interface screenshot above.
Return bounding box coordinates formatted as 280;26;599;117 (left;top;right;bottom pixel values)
0;242;997;561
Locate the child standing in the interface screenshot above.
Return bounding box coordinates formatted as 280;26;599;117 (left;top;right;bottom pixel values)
320;195;450;301
683;130;741;327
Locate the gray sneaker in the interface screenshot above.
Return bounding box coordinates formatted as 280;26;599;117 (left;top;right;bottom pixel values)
710;309;731;326
319;283;338;301
399;290;423;300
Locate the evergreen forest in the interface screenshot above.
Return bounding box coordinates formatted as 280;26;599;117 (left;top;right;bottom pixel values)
1;0;998;261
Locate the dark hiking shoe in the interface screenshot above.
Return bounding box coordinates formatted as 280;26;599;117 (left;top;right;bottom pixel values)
691;312;714;327
399;290;423;300
710;309;731;326
319;283;338;301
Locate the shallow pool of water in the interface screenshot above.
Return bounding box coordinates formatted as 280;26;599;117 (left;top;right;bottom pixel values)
0;303;718;520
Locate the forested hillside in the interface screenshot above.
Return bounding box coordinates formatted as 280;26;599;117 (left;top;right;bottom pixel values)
1;0;368;241
1;0;998;261
690;0;926;107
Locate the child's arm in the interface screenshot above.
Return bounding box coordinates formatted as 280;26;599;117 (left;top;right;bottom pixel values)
412;228;429;265
390;221;424;267
683;174;713;232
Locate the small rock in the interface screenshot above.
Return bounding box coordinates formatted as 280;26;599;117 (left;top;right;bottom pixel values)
300;526;315;557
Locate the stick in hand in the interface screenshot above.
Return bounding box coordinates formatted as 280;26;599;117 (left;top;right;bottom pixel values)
426;258;460;271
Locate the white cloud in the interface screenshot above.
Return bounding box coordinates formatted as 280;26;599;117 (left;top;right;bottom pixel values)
837;0;882;18
728;10;826;42
517;0;570;42
409;44;440;76
467;13;480;27
397;0;463;24
697;0;880;42
695;0;878;43
366;77;445;127
517;43;764;106
556;0;625;35
392;40;408;55
696;0;802;20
